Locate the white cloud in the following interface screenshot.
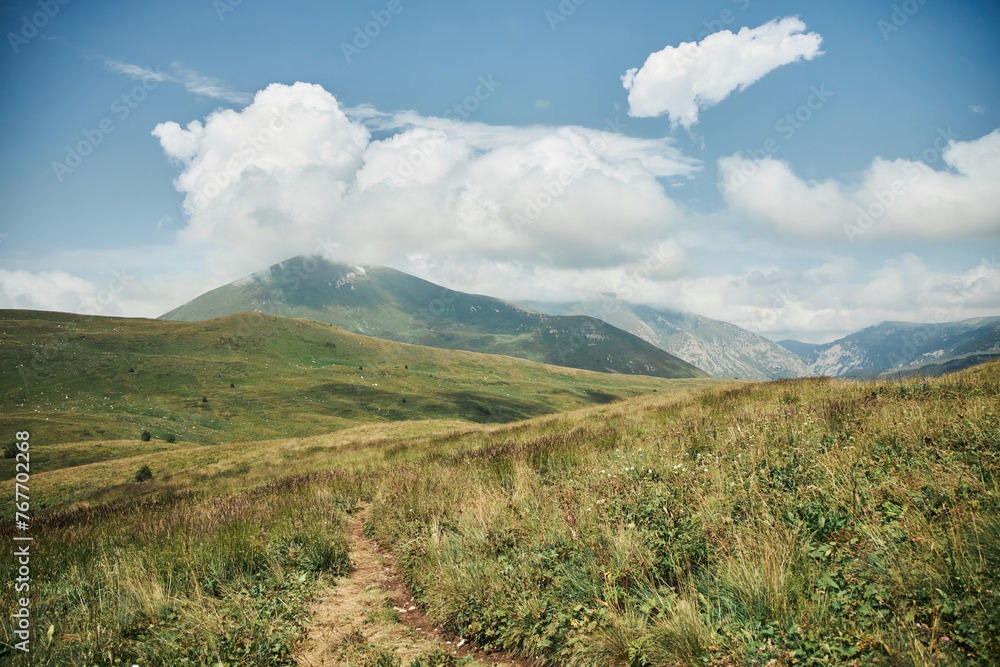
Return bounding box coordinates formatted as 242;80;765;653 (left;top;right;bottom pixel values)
407;238;690;307
614;254;1000;343
105;59;251;104
970;105;985;114
356;107;696;178
104;59;173;83
13;79;994;344
719;128;1000;241
622;16;823;127
0;254;241;319
0;270;98;313
151;82;698;279
168;64;252;104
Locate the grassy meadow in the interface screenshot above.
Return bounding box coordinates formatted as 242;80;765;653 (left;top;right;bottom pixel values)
362;363;1000;665
1;310;998;665
0;309;710;454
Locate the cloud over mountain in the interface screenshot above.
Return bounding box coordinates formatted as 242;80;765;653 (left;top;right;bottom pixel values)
152;82;698;278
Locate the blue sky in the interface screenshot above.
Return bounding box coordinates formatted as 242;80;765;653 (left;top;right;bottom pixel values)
1;0;998;342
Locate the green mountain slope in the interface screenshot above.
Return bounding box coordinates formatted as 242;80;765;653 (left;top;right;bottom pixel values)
1;309;716;456
521;298;809;380
778;316;1000;377
160;256;707;379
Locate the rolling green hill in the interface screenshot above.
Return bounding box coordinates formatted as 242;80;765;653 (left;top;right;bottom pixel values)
0;309;716;460
2;353;997;665
160;256;708;379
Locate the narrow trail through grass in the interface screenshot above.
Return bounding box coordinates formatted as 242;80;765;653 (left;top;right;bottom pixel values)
296;504;530;667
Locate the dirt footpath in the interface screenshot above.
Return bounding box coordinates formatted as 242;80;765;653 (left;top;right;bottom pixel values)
294;504;531;667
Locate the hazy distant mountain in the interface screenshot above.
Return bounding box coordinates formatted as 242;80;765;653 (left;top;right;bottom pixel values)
161;256;707;379
778;317;1000;377
519;299;809;380
773;339;821;361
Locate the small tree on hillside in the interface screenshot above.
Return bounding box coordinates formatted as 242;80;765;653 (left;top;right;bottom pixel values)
140;430;151;442
134;465;153;483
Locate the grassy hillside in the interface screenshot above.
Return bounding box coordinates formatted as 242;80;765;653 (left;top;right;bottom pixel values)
2;359;997;665
0;309;715;462
161;256;708;379
522;299;809;380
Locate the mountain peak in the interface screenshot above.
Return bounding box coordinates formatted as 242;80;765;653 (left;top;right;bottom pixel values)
162;256;707;380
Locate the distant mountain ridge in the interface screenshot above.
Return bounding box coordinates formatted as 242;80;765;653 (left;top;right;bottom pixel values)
520;299;809;380
778;317;1000;377
161;256;707;380
162;256;1000;381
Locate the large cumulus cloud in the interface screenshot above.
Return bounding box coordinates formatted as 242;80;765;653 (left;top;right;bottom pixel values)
151;82;698;279
719;128;1000;241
